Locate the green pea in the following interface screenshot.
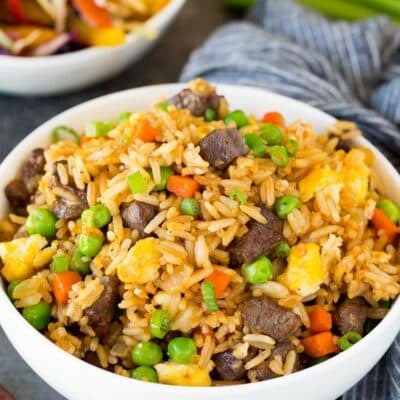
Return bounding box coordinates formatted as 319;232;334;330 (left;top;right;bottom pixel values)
150;167;174;192
275;195;301;219
117;112;132;123
70;249;91;276
259;123;283;145
132;342;163;366
7;280;22;301
244;133;266;158
167;337;197;364
82;205;111;229
275;242;291;259
26;208;57;238
131;366;158;382
269;145;289;168
204;108;217;122
224;110;249;128
22;301;52;330
51;255;69;273
376;198;400;224
241;255;273;284
180;198;200;217
78;234;104;258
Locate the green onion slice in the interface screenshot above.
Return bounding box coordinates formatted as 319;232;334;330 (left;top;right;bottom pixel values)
228;188;247;204
338;331;362;351
201;281;219;312
51;126;80;143
150;309;171;339
127;171;148;194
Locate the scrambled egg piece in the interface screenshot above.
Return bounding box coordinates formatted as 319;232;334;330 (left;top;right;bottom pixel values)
155;362;212;386
0;235;48;282
340;149;369;208
299;165;341;202
117;238;161;284
278;243;324;297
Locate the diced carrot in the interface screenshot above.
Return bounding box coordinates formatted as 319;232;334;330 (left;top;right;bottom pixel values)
205;270;231;298
301;331;339;358
72;0;112;27
262;111;285;127
136;120;159;142
53;271;82;305
167;175;200;198
308;306;332;334
372;208;399;243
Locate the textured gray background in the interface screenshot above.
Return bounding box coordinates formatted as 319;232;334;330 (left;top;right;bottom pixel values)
0;2;231;399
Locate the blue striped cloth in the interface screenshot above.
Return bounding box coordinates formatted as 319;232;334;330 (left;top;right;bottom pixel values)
180;1;400;399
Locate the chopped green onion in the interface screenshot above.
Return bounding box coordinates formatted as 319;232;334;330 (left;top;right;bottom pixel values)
201;281;219;312
259;123;283;145
51;126;80;143
228;188;247;204
285;139;299;157
204;108;217;122
244;133;266;158
224;110;249;128
180;198;200;217
85;121;114;137
131;366;158;382
150;166;174;192
241;255;273;284
338;331;362;351
51;255;69;273
7;280;22;301
127;171;148;194
275;195;301;219
117;112;132;123
82;205;111;228
157;103;169;112
275;241;291;258
376;198;400;224
150;309;171;339
269;145;289;167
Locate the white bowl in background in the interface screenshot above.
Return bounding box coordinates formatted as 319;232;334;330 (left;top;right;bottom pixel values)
0;84;399;400
0;0;185;97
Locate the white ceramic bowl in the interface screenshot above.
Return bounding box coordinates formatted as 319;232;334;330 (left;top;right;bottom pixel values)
0;84;399;400
0;0;185;96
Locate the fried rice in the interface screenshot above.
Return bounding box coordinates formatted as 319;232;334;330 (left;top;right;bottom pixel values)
0;79;399;386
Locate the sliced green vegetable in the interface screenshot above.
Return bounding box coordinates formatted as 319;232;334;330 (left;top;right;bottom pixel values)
150;309;171;339
201;281;219;312
228;188;247;204
269;145;289;168
127;171;148;194
157;103;169;112
85;121;114;137
51;126;80;143
150;166;174;192
338;331;362;351
117;112;132;123
51;255;69;273
376;198;400;224
285;139;299;157
275;195;301;219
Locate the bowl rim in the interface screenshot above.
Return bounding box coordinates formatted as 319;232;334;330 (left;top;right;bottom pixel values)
0;82;399;397
0;0;186;65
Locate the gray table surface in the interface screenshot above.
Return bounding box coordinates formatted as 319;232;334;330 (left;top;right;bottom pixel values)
0;2;231;399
